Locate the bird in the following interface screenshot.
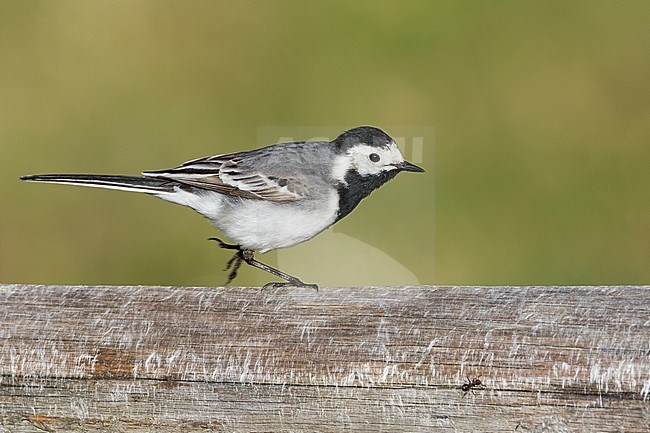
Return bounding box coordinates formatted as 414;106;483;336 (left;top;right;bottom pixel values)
21;126;424;289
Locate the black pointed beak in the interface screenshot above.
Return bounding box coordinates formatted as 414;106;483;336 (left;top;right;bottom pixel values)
396;160;425;173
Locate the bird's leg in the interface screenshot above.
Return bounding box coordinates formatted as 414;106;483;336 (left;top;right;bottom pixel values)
240;249;319;292
208;237;244;284
208;238;318;290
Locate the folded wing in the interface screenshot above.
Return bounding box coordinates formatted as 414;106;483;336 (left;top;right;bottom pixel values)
143;152;305;202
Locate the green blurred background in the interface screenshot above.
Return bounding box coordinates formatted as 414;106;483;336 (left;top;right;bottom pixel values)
1;0;648;287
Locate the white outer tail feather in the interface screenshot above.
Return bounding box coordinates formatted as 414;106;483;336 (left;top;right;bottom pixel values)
20;174;175;194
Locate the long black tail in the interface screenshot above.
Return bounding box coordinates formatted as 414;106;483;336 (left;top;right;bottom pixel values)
20;174;176;194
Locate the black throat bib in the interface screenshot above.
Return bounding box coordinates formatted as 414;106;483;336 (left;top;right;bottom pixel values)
335;170;399;223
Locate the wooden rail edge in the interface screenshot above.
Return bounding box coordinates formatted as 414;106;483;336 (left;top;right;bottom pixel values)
0;284;648;432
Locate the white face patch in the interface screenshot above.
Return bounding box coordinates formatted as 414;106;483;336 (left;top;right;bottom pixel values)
330;141;406;184
348;141;406;177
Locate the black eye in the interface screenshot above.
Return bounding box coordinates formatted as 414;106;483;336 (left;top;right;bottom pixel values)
369;153;380;163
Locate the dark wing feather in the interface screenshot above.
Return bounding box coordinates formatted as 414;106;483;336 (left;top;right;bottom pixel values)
142;152;305;202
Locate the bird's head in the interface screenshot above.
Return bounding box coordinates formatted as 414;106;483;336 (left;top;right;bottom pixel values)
331;126;424;183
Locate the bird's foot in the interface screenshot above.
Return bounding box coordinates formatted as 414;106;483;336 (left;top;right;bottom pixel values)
208;237;239;250
208;237;243;284
224;252;243;284
261;280;319;292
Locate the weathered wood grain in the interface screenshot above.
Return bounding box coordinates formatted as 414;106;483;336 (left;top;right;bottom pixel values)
0;284;648;432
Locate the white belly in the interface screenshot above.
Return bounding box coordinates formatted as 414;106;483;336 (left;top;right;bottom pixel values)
158;188;339;253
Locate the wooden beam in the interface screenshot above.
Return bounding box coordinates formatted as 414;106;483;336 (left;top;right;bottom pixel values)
0;284;648;432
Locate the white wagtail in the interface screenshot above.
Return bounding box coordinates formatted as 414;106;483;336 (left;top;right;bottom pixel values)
22;126;424;289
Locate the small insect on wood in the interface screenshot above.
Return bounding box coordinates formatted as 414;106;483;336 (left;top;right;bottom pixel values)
461;376;485;396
